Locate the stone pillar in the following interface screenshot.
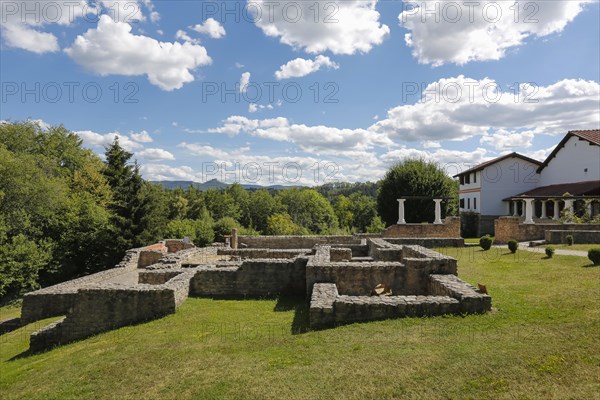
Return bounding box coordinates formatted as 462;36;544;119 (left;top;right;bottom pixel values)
524;198;535;224
553;200;560;220
397;199;406;224
512;200;518;216
231;228;238;249
587;201;593;218
564;199;574;213
541;200;548;219
433;199;443;224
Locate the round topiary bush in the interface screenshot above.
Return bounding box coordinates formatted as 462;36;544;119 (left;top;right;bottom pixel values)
588;248;600;266
508;240;518;253
566;235;574;246
545;246;555;258
479;235;493;251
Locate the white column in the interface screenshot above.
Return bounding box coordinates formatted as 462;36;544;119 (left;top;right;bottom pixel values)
512;200;518;216
587;201;593;218
524;198;535;224
541;200;548;219
397;199;406;224
553;200;560;220
564;199;575;213
433;199;443;224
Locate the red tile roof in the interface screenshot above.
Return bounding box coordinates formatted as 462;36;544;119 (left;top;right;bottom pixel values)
537;130;600;172
572;130;600;146
505;180;600;200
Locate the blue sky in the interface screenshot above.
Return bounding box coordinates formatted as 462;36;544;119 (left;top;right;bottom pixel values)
1;0;599;185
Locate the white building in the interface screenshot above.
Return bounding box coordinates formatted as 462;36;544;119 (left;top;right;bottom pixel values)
455;130;600;235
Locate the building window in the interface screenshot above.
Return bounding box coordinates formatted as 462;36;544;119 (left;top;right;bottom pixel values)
460;176;464;185
467;198;471;209
460;198;465;209
474;198;477;210
465;174;470;184
473;173;477;183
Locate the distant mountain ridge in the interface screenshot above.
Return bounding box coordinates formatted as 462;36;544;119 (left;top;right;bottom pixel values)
150;179;300;191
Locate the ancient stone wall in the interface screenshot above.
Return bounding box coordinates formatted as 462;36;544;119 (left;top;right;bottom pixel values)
495;217;600;243
382;238;465;248
238;235;363;249
307;261;410;296
428;274;491;314
381;217;460;238
190;257;308;297
309;283;338;328
29;269;196;351
138;250;164;268
217;248;310;259
329;248;352;261
164;239;194;253
21;248;143;323
545;230;600;244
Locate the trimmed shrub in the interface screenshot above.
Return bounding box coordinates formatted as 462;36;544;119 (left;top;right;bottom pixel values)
479;235;493;251
545;246;555;258
507;240;518;253
588;248;600;266
566;235;574;246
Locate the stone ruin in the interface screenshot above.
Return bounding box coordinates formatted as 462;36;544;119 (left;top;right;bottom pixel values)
14;236;491;352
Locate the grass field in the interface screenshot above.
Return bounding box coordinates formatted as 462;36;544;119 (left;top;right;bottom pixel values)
546;244;600;252
1;249;599;400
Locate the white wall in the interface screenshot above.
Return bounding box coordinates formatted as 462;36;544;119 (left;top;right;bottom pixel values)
458;171;481;213
480;157;540;215
539;136;600;186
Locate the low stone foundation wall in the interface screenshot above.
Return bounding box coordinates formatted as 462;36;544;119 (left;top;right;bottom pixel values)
382;217;460;238
138;270;184;285
238;235;363;249
306;244;458;297
21;248;142;323
308;279;487;328
138;250;164;268
545;230;600;244
428;274;491;314
217;248;310;259
190;258;308;297
29;270;196;352
495;217;600;243
330;248;352;261
383;238;465;248
164;239;194;253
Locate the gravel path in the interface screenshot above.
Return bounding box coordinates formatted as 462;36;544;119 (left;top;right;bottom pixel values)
493;242;589;257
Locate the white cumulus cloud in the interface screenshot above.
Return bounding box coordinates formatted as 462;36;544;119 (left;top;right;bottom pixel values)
130;130;153;143
399;0;588;66
275;55;339;80
252;0;389;55
137;148;175;160
190;18;226;39
240;72;251;93
369;76;600;142
65;15;212;91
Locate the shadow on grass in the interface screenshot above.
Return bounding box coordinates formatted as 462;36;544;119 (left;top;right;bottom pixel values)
582;263;599;268
274;295;310;335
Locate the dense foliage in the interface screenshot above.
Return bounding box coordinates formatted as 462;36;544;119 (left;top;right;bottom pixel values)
377;159;458;225
588;248;600;265
479;235;493;251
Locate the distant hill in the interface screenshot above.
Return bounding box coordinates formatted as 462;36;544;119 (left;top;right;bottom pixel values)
150;179;300;191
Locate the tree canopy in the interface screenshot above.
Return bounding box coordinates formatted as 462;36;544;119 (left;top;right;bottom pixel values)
377;159;458;226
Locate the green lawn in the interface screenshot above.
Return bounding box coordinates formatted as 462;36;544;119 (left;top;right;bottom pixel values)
547;244;600;252
1;250;599;400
